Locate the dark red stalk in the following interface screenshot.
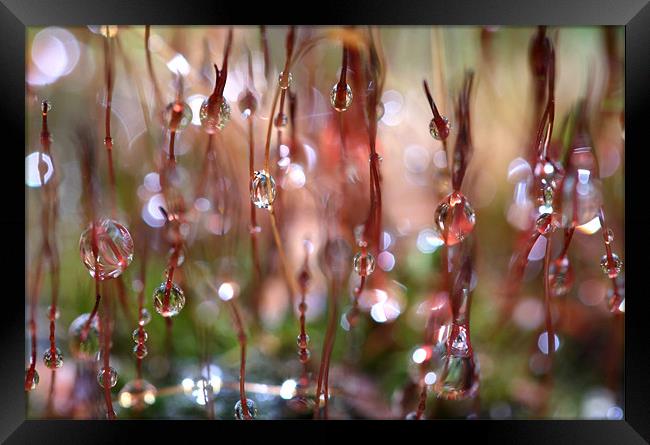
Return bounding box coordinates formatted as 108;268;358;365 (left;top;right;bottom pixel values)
227;301;251;419
100;283;115;419
102;35;117;218
314;279;339;419
144;25;164;114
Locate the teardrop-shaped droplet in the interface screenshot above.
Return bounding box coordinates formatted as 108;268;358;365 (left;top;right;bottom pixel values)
25;368;39;391
199;97;231;133
434;192;476;245
330;83;353;112
278;71;293;90
429;116;451;140
533;158;563;208
434;355;479;401
558;148;602;226
250;170;277;209
68;313;100;361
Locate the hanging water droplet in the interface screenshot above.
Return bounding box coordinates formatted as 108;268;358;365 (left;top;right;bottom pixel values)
25;368;39;390
558;149;602;226
43;347;63;369
153;282;186;317
450;325;470;356
164;101;193;132
274;112;288;128
234;398;258;419
353;251;376;277
549;256;574;298
132;328;148;344
429;116;450;140
298;349;311;363
133;344;148;359
434;191;476;245
434;355;479;401
330;82;353;112
535;213;557;235
138;308;151;326
118;379;157;409
296;334;310;348
199;97;231;133
68;313;100;361
604;228;614;244
533;159;563;207
46;305;60;321
79;218;134;280
600;253;622;278
278;71;293;90
250;170;277;209
97;366;118;388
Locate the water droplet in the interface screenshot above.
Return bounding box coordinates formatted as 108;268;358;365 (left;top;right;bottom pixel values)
119;379;157;408
604;228;614;244
41;100;52;113
549;256;574;298
237;90;258;117
353;251;376;277
133;344;148;359
330;82;353;112
376;101;385;120
79;218;134;280
68;313;100;360
250;170;277;209
296;334;310;348
132;328;148;344
97;366;118;388
600;253;622;279
278;71;293;90
25;368;39;390
429;116;450;140
234;398;258;419
138;308;151;326
199;97;231;133
434;192;476;245
450;325;469;356
274;112;288;128
153;282;186;317
558;150;603;226
533;159;563;207
164;101;192;132
298;349;311;363
535;213;557;235
434;355;479;400
43;347;63;369
46;305;60;321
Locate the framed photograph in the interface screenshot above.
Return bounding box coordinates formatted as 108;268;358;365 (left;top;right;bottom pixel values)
4;0;649;442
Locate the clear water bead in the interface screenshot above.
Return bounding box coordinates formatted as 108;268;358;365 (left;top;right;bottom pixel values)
25;368;39;390
600;253;622;278
434;191;476;245
353;251;376;277
535;213;557;235
604;228;614;244
450;325;469;356
97;366;118;388
138;308;151;326
548;256;574;298
43;347;63;369
330;83;353;112
79;218;134;280
47;305;60;321
234;398;258;419
119;379;157;409
429;116;451;140
68;313;100;360
558;149;602;226
132;328;148;344
153;282;186;317
278;71;293;90
435;355;479;401
298;349;311;363
199;97;231;133
164;101;192;132
296;334;310;348
250;170;277;209
533;159;563;207
133;344;148;359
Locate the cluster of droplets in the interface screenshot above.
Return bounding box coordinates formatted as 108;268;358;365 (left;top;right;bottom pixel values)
434;191;476;246
533;158;563;213
79;218;134;280
131;309;151;359
250;170;277;210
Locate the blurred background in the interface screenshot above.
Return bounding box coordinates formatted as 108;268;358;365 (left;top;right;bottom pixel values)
25;26;624;419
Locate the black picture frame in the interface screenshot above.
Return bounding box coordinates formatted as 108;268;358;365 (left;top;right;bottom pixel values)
4;0;649;443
